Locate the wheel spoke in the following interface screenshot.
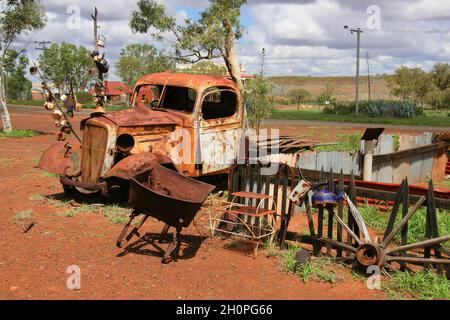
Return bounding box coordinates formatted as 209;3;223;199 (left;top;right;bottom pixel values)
387;256;450;265
333;213;362;245
343;192;371;243
386;235;450;254
381;196;426;248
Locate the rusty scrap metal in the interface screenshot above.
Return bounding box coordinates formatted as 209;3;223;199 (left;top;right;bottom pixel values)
36;141;81;176
116;161;215;263
289;171;450;274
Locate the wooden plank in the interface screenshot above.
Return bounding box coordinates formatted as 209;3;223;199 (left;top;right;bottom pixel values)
337;170;344;257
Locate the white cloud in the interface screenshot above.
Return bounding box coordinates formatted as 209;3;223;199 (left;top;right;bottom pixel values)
9;0;450;79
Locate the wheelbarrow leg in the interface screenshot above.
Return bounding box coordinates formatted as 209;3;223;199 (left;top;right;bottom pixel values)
116;211;149;248
159;223;170;243
161;227;182;264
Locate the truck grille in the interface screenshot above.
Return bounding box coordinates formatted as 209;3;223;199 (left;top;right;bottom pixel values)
81;125;108;184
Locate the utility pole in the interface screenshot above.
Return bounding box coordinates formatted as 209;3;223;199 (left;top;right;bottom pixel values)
344;26;363;115
35;40;52;81
91;7;99;51
260;47;266;77
366;51;371;103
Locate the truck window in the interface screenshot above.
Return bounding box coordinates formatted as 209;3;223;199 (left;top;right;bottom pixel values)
201;88;237;120
159;86;196;113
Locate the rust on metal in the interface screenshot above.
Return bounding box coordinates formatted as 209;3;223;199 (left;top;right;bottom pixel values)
36;141;81;176
105;152;174;180
38;72;245;197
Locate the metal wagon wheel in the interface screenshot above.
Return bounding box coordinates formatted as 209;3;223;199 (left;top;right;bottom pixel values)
327;193;450;273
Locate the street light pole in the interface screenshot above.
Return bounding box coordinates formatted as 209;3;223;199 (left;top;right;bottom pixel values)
344;26;363;115
35;40;52;81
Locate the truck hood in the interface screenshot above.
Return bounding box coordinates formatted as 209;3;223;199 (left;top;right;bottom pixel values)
96;107;191;127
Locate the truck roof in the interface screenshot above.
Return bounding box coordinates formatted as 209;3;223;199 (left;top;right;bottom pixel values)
134;72;240;92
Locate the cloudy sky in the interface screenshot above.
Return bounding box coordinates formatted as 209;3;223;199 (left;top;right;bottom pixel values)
12;0;450;80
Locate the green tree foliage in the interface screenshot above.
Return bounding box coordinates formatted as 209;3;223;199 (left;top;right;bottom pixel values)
115;44;174;87
3;49;31;99
430;62;449;91
288;88;311;110
40;42;94;93
182;60;228;76
244;77;275;130
0;0;46;132
0;0;46;55
389;63;449;108
130;0;246;89
388;66;431;106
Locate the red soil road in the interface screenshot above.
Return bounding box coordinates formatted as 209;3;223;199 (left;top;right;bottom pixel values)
0;106;402;300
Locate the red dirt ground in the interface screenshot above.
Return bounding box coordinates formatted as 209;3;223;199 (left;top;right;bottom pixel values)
2;107;437;300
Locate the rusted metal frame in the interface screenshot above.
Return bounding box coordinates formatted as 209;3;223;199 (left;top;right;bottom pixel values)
60;175;107;191
337;170;344;257
116;211;149;248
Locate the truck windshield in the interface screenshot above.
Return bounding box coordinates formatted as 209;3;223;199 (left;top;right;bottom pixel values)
135;84;196;113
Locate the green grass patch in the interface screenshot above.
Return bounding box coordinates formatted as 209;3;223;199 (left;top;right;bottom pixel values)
60;204;93;218
271;109;450;126
0;130;39;138
314;133;361;152
7;99;45;106
383;270;450;300
41;172;59;178
280;244;341;283
99;204;131;224
12;209;34;223
359;205;450;247
29;193;45;202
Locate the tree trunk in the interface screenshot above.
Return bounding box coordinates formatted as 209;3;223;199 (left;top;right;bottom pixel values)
223;21;243;90
0;66;12;133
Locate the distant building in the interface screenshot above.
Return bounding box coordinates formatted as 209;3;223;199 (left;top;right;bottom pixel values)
90;81;131;105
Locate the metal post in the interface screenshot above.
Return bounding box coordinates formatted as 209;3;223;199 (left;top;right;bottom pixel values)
35;41;52;82
366;51;371;103
363;139;373;181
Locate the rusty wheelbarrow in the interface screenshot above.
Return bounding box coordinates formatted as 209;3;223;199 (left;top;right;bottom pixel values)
116;163;215;263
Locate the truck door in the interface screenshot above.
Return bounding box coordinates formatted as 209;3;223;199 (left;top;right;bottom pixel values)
198;87;242;174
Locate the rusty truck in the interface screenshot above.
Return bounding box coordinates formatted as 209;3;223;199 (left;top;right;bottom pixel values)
38;72;245;196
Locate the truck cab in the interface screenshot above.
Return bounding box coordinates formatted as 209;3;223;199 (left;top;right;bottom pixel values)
38;72;244;195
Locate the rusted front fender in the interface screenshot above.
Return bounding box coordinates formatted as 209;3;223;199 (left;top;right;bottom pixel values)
105;152;179;181
36;141;81;176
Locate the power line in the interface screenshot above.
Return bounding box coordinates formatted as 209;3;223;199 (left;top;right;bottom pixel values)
365;28;449;34
34;40;52;81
